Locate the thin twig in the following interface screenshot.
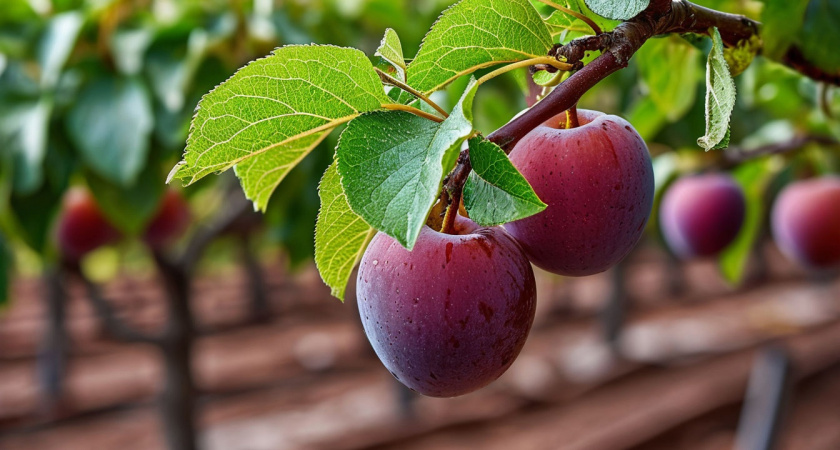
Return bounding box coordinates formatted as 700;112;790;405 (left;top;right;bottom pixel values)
376;68;449;118
69;263;163;344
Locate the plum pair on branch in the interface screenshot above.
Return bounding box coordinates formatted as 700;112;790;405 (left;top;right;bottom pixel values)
440;0;834;216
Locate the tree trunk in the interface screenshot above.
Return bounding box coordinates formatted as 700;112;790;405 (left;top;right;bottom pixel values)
157;258;199;450
39;268;69;417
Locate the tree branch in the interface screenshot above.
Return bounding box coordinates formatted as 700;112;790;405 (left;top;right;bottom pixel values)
67;263;164;345
179;189;253;271
724;135;839;164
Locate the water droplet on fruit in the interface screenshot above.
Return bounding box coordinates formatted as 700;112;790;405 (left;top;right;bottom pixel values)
372;260;379;266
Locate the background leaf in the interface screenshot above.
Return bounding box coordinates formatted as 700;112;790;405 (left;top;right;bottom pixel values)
0;98;52;194
37;11;83;89
170;45;389;210
719;158;781;284
636;36;701;122
583;0;649;20
797;0;840;74
758;0;807;61
463;137;545;226
407;0;552;94
85;160;166;235
697;28;736;151
67;76;154;186
314;162;373;301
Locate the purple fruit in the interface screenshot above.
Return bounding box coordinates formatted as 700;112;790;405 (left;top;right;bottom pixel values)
771;176;840;269
356;216;536;397
659;173;746;258
505;109;654;276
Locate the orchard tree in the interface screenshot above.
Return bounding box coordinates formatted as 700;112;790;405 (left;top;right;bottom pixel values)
166;0;840;398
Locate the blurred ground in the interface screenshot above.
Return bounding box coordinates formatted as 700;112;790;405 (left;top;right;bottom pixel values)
1;243;839;450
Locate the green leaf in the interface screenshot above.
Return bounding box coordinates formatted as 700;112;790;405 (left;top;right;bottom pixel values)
314;162;374;301
697;28;736;151
719;159;781;284
169;45;390;211
0;232;10;308
584;0;649;20
407;0;552;94
37;11;84;89
67;76;154;186
636;36;701;122
0;98;52;194
463;138;545;226
336;79;476;249
758;0;806;60
798;0;840;74
375;28;406;81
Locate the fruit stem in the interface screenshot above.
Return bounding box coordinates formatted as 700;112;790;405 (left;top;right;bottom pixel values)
440;188;462;235
565;104;580;129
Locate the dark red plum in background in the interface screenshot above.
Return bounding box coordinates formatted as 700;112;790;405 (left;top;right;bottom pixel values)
771;176;840;269
56;187;121;262
357;216;536;397
505;109;654;276
143;189;191;250
659;173;746;258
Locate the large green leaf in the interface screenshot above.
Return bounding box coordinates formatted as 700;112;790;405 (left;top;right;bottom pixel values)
719;159;781;284
169;45;390;211
636;35;701;121
697;28;736;151
375;28;406;81
407;0;552;94
314;162;374;301
463;137;545;226
584;0;649;20
758;0;808;61
798;0;840;74
67;76;154;186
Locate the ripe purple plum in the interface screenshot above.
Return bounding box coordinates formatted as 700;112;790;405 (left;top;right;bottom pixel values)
659;173;746;258
56;187;121;261
143;189;191;249
356;216;536;397
771;176;840;269
505;109;654;276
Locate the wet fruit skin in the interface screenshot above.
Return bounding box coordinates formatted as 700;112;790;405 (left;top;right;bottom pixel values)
505;109;655;276
356;216;537;397
659;173;746;258
771;176;840;269
56;187;121;261
143;189;191;249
